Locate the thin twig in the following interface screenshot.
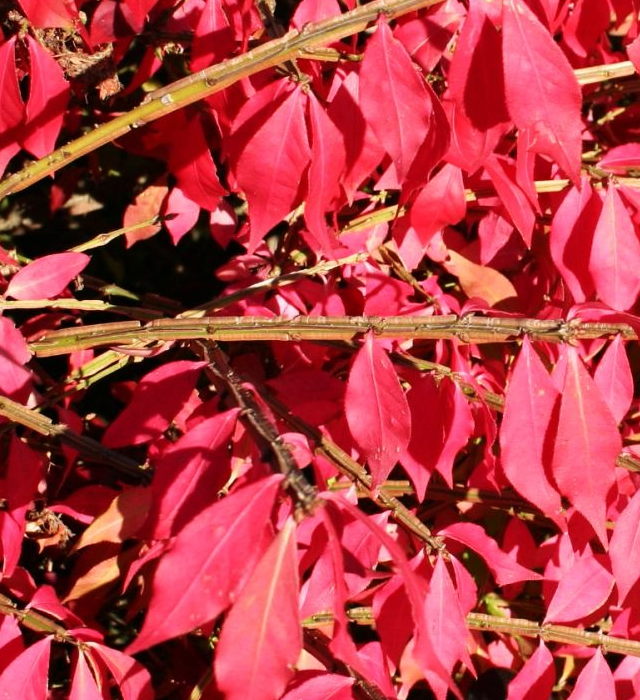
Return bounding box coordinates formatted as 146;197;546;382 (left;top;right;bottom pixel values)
304;607;640;658
194;340;320;514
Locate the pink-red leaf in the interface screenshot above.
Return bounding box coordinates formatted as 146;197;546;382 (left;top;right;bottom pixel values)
502;0;582;183
360;19;436;185
567;649;615;700
6;252;89;301
610;489;640;603
304;92;345;256
127;475;282;654
549;177;599;302
500;337;564;528
544;550;614;623
552;347;621;547
438;522;541;586
235;85;310;251
88;643;153;700
102;360;205;448
589;183;640;311
69;650;104;700
281;673;354;700
215;517;301;700
506;641;555;700
0;636;51;700
345;332;411;487
594;335;633;424
425;556;473;678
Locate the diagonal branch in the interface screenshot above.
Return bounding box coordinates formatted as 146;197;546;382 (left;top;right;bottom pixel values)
0;0;443;200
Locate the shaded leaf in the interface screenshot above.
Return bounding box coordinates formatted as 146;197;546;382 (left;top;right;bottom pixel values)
123;179;168;246
102;360;205;448
127;475;282;654
7;252;89;301
345;332;411;487
69;650;104;700
0;38;23;133
215;517;301;700
88;642;154;700
438;522;542;585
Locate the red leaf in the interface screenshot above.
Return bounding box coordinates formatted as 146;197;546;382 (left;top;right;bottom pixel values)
235;85;310;251
562;0;610;58
281;673;354;700
127;475;282;654
447;1;510;130
102;361;204;448
6;252;89;301
190;0;235;72
123;179;168;246
0;38;24;133
552;346;621;547
544;549;614;623
325;494;453;697
500;337;564;528
21;36;70;159
88;643;154;700
594;335;633;424
549;177;599;302
304;92;346;256
168;115;225;211
395;163;466;250
610;489;640;603
345;332;411;487
506;641;555;700
360;19;438;185
17;0;79;28
320;505;367;674
0;636;51;700
438;522;542;585
215;517;301;700
589;183;640;311
567;649;615;700
502;0;582;183
425;556;473;678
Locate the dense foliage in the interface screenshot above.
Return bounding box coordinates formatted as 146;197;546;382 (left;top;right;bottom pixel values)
2;0;640;698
